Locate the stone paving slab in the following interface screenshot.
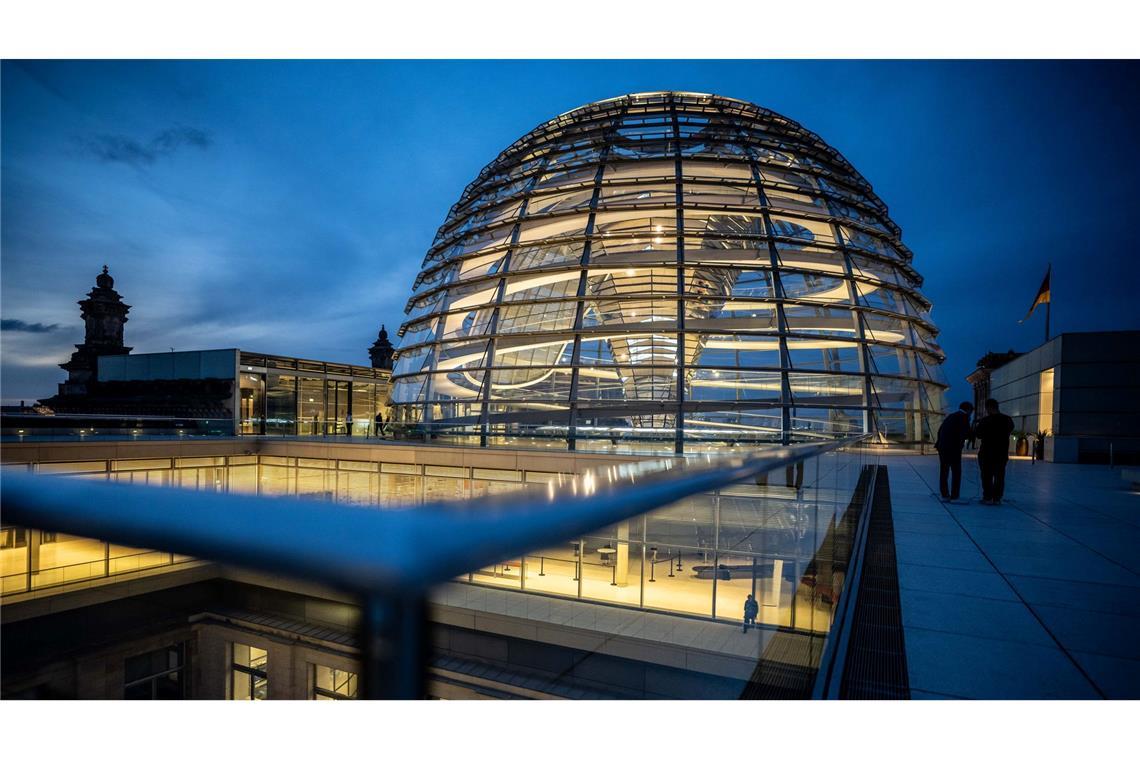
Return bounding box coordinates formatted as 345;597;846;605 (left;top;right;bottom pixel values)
904;627;1100;699
891;455;1140;699
900;588;1055;647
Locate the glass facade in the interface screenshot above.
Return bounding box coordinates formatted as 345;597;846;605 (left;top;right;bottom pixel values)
392;92;946;451
2;447;873;636
238;352;390;436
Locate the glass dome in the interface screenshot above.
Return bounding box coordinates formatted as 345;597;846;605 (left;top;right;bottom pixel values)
391;92;946;452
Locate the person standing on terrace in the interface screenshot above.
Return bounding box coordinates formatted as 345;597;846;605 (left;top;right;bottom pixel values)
975;398;1015;505
935;401;974;502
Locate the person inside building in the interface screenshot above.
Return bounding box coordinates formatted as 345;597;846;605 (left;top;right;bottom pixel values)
974;398;1015;505
742;594;759;633
935;401;973;501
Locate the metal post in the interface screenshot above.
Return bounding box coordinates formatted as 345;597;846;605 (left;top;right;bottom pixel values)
790;558;798;629
671;95;687;455
639;542;646;607
360;594;428;700
711;550;718;619
575;540;582;589
26;529;39;592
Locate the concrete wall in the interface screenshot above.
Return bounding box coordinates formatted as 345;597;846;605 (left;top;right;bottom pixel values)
988;331;1140;463
3;574;754;700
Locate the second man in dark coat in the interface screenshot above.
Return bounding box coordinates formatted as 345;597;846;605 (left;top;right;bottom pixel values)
975;398;1015;505
935;401;974;501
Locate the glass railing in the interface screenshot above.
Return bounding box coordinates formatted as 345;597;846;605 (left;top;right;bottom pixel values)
462;445;877;637
2;434;879;698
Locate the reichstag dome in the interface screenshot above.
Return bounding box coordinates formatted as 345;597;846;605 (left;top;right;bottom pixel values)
391;92;947;451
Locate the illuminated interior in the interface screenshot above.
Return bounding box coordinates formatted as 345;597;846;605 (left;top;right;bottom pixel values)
2;449;870;634
1038;368;1055;435
391;92;946;450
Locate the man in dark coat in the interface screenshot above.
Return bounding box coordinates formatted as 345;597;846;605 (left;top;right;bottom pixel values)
935;401;974;501
742;594;759;633
974;398;1015;505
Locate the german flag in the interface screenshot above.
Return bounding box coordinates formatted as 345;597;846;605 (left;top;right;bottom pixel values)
1019;265;1051;323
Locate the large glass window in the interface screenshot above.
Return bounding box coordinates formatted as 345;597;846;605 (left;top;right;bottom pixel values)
311;664;357;700
124;643;186;699
351;382;374;436
298;377;325;436
266;374;297;435
328;380;350;435
231;643;268;701
239;372;265;434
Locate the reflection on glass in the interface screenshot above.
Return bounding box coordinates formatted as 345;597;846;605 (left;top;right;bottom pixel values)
267;374;298;435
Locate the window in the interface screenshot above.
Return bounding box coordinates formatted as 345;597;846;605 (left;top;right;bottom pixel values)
124;643;186;699
311;664;357;700
1038;368;1055;434
231;643;268;700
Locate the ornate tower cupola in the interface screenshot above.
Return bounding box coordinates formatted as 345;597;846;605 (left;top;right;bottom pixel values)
369;324;394;370
58;265;132;396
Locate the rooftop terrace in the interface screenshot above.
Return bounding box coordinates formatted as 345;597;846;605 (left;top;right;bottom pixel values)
889;456;1139;698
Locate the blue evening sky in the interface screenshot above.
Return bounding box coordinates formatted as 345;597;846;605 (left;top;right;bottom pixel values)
2;60;1137;406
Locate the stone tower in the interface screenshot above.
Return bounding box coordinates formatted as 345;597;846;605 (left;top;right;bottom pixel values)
57;265;132;396
369;324;394;370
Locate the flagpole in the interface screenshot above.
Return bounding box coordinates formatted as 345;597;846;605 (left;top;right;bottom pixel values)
1044;262;1052;343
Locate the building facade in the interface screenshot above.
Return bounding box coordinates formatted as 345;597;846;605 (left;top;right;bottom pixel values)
391;92;947;452
972;331;1140;463
94;349;392;436
964;350;1022;416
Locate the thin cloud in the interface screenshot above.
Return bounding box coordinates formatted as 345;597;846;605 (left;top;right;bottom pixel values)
1;319;63;334
77;126;213;167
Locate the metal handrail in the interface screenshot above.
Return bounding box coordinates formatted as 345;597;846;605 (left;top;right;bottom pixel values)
810;464;879;699
1;433;870;697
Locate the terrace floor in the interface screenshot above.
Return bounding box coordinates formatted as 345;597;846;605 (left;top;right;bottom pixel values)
888;455;1140;699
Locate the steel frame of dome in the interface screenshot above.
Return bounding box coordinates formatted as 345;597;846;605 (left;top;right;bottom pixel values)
391;91;947;453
